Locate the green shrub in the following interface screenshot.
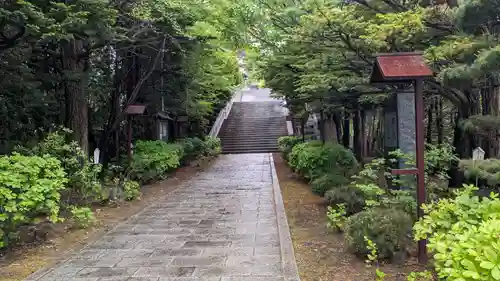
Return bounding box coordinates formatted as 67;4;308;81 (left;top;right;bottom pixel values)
277;136;302;160
349;156;417;218
15;129;102;201
288;141;358;181
311;173;350;196
380;190;417;219
179;137;221;160
345;208;413;259
180;137;207;159
70;206;96;229
123;179;141;201
0;154;67;248
414;185;500;281
130;140;183;183
325;186;366;215
459;158;500;187
326;204;347;232
288;142;308;170
204;137;221;156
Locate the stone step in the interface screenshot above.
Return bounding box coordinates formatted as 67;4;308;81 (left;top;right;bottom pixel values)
233;101;281;107
222;123;286;127
222;147;280;154
221;142;279;147
219;129;287;137
221;143;279;149
219;136;285;141
221;138;280;143
220;128;286;133
220;100;286;154
226;118;284;122
222;128;286;133
220;139;283;144
225;117;285;121
223;124;285;129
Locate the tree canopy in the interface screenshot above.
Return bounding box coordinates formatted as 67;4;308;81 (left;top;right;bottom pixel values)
0;0;248;162
2;0;500;160
237;0;500;158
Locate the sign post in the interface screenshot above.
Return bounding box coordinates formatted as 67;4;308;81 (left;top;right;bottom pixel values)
369;52;434;264
472;147;485;187
125;105;147;163
93;148;100;164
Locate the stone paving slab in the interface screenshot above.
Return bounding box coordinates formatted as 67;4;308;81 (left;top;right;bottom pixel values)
26;153;299;281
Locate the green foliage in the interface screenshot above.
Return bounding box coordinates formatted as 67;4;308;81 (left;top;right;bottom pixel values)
364;236;388;281
460;159;500;187
180;137;221;160
326;204;347;232
0;0;245;159
414;185;500;281
288;142;308;171
277;136;302;160
346;155;417;217
204;137;222;156
324;186;366;215
407;271;433;281
16;130;102;202
69;206;96;229
311;173;350;196
180;137;207;160
364;236;378;265
425;143;459;177
123;180;141;201
288;141;358;181
375;269;387;281
130;140;184;183
346;144;456;218
345;208;413;259
0;153;67;248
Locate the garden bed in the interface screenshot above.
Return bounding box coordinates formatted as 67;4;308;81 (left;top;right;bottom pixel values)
273;153;424;281
0;158;214;281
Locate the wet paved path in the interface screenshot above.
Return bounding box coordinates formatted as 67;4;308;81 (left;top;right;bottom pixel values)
27;154;299;281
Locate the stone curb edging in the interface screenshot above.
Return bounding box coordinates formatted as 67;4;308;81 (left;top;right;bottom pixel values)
269;153;301;281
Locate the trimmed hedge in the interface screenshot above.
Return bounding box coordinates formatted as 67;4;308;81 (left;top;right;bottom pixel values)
325;186;366;215
130;140;184;183
180;137;222;160
131;137;222;183
345;207;413;259
311;173;350;196
288;141;358;181
277;136;302;161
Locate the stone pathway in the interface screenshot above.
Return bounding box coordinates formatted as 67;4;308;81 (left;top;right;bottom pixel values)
26;154;299;281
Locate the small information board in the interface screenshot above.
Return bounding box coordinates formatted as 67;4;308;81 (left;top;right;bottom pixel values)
93;148;100;164
472;147;485;161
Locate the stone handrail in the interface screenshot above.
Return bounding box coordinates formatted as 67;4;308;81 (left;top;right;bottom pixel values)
208;89;239;137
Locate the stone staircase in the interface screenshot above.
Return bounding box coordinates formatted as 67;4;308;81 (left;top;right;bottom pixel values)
219;101;288;154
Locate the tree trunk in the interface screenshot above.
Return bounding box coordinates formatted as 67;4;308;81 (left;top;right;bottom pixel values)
426;97;433;143
454;96;477;158
98;51;122;164
353;109;362;161
482;78;500;157
301;118;305;142
319;109;325;144
342;111;350;147
62;39;89;154
373;110;383;154
333;112;342;142
436;96;443;144
361;110;367;159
